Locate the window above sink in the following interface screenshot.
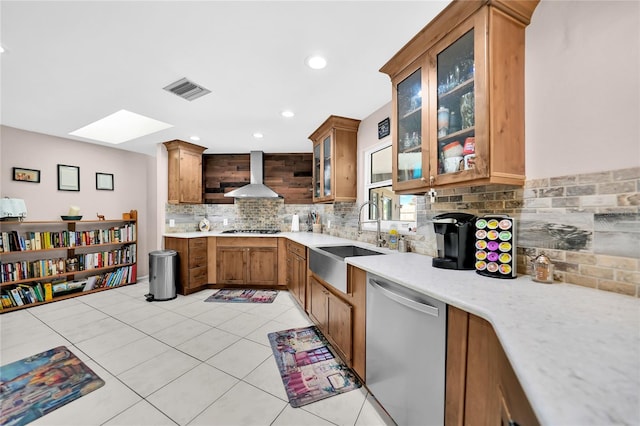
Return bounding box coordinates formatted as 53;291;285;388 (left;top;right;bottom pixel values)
365;142;418;233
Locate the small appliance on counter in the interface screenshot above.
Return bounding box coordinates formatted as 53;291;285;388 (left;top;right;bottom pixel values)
474;215;517;279
432;212;476;270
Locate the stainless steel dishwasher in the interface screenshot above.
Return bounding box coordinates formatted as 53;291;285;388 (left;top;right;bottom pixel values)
366;273;447;426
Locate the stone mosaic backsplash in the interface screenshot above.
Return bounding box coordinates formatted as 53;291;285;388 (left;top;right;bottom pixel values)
166;167;639;297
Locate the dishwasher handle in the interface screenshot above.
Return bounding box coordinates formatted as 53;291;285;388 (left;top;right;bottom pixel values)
369;278;439;317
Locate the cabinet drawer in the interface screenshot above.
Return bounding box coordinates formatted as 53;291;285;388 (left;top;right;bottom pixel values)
189;252;208;269
189;266;208;286
217;237;278;248
189;238;207;250
287;241;306;259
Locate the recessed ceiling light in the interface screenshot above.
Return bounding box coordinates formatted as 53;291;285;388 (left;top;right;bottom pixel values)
281;110;295;118
306;55;327;70
69;109;173;144
190;136;200;141
253;132;264;139
0;46;5;54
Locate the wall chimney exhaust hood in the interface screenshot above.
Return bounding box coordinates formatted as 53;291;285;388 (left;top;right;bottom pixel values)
224;151;280;199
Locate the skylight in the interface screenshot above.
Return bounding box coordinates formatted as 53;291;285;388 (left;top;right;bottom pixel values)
69;109;173;144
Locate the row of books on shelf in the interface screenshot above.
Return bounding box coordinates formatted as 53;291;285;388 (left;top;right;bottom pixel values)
0;244;136;283
0;265;137;309
0;223;136;252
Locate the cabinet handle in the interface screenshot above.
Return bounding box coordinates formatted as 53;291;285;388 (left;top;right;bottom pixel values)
420;176;426;182
369;278;439;317
429;175;435;185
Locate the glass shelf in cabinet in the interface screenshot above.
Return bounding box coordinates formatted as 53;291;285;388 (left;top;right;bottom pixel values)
438;77;474;101
437;126;475;143
401;106;421;120
399;144;422;154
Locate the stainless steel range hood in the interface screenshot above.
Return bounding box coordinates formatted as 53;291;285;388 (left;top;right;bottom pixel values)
224;151;280;199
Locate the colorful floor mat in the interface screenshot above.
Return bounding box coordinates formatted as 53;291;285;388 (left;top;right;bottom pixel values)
268;325;362;408
204;289;278;303
0;346;105;426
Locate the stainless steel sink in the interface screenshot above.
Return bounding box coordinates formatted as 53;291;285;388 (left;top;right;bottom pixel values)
317;245;385;259
309;245;385;293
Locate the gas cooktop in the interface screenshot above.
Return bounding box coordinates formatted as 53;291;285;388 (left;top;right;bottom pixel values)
220;229;281;234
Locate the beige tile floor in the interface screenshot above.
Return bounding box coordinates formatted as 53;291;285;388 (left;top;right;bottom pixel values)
0;281;395;426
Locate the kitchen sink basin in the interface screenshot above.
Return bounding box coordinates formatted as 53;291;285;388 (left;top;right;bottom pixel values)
309;245;386;294
317;245;385;259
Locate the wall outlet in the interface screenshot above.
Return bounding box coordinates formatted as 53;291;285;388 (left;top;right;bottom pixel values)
169;219;175;228
327;220;331;229
223;218;228;226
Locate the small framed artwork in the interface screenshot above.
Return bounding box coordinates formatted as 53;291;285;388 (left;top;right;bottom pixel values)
378;117;390;139
96;172;114;191
57;164;80;191
13;167;40;183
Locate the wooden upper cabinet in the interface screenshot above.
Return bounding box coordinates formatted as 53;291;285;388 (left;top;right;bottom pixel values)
163;140;206;204
308;115;361;203
380;0;539;193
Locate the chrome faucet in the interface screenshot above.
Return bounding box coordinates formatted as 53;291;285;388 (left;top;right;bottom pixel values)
358;201;384;247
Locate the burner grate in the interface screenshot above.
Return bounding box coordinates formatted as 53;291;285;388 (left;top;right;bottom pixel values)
221;229;280;234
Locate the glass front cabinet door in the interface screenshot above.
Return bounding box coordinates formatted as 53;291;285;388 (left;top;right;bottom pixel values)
313;142;322;199
393;64;428;193
312;135;333;201
428;12;486;187
309;115;360;203
383;1;537;193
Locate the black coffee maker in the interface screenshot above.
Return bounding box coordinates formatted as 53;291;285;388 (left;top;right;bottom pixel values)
432;212;476;270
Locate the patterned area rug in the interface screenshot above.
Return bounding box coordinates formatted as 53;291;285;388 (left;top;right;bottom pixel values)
268;325;362;408
0;346;105;426
204;289;278;303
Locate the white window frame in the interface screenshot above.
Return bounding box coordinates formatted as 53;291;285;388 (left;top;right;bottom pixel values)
363;141;417;234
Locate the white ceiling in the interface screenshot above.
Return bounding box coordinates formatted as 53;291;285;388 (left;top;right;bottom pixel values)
1;1;450;156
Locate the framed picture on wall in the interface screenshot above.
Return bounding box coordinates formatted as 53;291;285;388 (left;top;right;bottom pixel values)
12;167;40;183
57;164;80;191
378;117;390;139
96;172;114;190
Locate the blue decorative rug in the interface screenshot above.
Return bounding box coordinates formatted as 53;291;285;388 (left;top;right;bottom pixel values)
268;325;361;407
0;346;105;426
205;289;278;303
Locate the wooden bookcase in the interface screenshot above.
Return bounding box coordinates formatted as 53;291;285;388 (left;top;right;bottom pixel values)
0;219;138;313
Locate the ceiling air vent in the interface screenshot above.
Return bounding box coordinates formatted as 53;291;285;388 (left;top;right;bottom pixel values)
163;78;211;101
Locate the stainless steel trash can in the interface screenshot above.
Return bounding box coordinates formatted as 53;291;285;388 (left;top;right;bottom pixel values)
146;249;178;301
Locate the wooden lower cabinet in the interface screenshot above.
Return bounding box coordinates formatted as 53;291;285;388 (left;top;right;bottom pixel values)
308;276;352;363
446;306;539;426
307;265;367;381
306;266;367;381
327;292;352;362
216;237;279;286
163;236;208;295
286;240;307;308
216;247;246;284
309;276;330;332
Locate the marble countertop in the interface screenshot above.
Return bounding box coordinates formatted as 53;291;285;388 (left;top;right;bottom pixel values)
164;231;640;424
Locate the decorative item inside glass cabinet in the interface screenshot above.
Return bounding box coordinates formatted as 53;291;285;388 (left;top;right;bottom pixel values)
436;29;475;176
397;68;423;183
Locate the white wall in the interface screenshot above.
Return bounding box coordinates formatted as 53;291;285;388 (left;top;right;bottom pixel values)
0;125;153;276
357;103;392;203
357;0;640;186
525;0;639;178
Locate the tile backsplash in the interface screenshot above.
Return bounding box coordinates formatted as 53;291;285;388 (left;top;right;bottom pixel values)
166;167;639;297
